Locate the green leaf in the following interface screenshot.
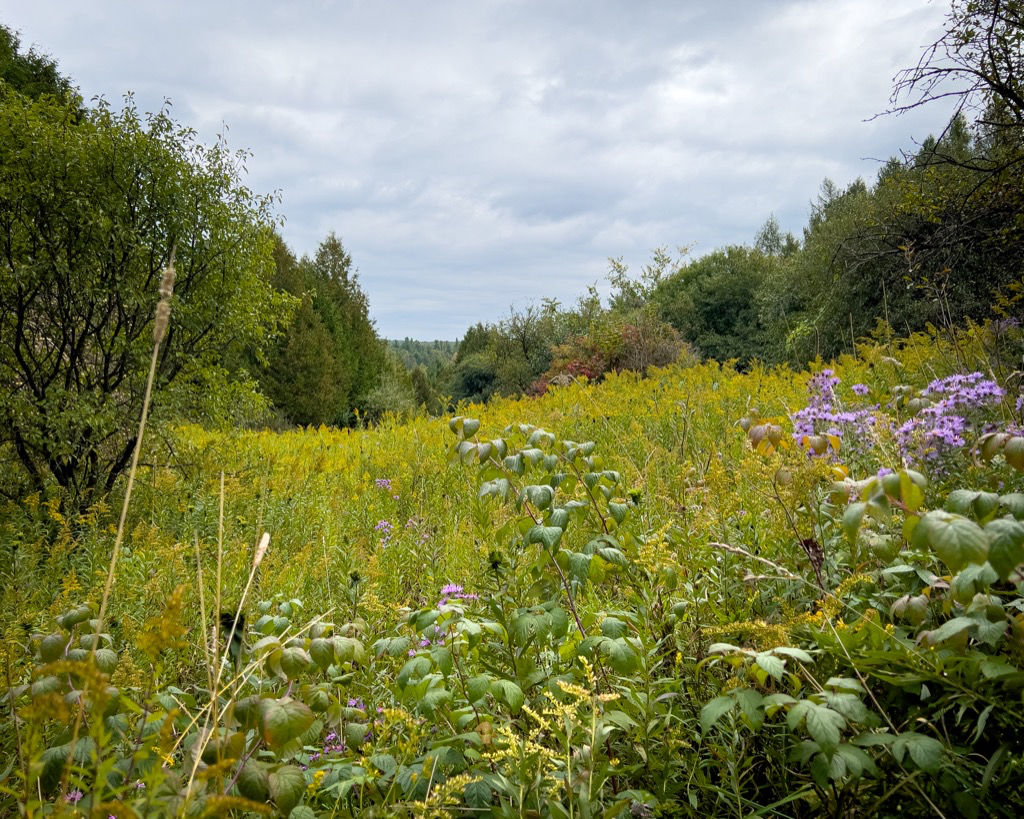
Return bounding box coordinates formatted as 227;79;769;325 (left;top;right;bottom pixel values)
309;638;334;671
1000;493;1024;520
259;697;315;750
39;633;68;663
568;551;592;582
599;617;628;639
547;508;570;529
397;656;431;689
986;517;1024;581
842;502;866;545
605;638;638;675
279;647;312;680
920;511;988;571
431;646;453;676
464;778;492;809
419;686;452;713
527;525;563;549
773;646;815;663
926;616;974;644
289;807;317;819
467;674;491;702
790;701;844;753
735;688;764;730
945;489;980;515
93;648;118;674
370;754;398;774
344;722;369;749
700;695;735;733
608;502;628;524
462;418;480;438
236;760;270;802
268;764;306;815
892;732;943;773
755;652;785;681
490;679;525;714
523;485;554;511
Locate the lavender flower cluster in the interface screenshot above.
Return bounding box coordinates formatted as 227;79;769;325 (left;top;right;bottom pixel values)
790;369;877;452
896;372;1004;464
374;519;393;547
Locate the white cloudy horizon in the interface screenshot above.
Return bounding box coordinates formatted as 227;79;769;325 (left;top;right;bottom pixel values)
1;0;958;339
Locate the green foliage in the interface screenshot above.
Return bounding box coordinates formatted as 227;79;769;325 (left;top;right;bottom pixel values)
0;87;288;504
0;24;76;102
260;232;385;427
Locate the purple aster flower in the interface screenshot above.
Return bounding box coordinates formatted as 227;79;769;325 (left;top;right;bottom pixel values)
65;790;84;804
852;383;869;396
375;478;392;490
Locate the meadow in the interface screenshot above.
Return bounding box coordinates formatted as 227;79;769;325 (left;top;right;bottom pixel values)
3;321;1024;817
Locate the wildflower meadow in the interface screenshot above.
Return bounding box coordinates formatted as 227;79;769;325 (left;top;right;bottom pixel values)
3;320;1024;817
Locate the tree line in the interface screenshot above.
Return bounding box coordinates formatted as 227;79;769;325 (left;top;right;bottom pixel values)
1;0;1022;509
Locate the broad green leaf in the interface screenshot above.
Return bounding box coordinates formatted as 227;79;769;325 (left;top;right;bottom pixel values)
925;616;974;644
842;502;866;545
986;517;1024;581
467;674;491;702
790;701;844;753
600;617;628;639
309;638;334;671
772;646;815;663
259;698;315;750
464;778;492;809
490;679;525;714
279;647;312;680
1000;493;1024;520
236;760;270;802
268;764;306;814
396;656;431;689
920;511;988;571
39;633;68;663
527;525;563;549
892;732;943;773
605;638;638;675
700;695;735;733
755;652;785;681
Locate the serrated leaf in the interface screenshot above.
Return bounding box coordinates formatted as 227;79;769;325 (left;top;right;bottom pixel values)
700;695;735;733
755;652;785;681
605;638;638;675
490;679;525;714
790;701;844;753
268;764;306;815
893;732;943;773
986;517;1024;581
921;511;988;571
600;617;628;639
259;698;315;750
464;778;492;809
527;525;563;549
236;760;270;802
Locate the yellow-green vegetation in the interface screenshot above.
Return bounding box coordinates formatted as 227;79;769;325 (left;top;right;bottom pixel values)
3;321;1024;817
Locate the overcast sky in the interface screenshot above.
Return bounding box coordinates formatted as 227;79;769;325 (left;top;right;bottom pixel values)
2;1;956;339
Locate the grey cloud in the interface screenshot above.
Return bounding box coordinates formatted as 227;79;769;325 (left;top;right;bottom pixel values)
0;0;957;338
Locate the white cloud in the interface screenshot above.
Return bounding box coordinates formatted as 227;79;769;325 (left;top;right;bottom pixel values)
1;0;956;337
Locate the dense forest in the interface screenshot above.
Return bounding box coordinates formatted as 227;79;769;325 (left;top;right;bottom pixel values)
2;2;1024;817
